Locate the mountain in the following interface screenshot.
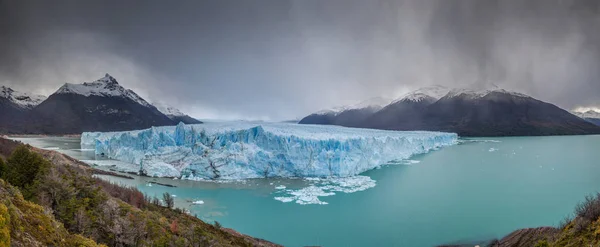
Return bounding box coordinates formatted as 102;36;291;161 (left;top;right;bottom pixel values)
25;74;176;134
366;85;449;130
153;102;202;124
573;110;600;126
0;86;46;109
0;86;47;133
418;88;600;136
298;97;391;127
299;86;600;137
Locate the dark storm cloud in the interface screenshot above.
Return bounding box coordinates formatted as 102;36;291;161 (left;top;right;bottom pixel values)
1;0;599;120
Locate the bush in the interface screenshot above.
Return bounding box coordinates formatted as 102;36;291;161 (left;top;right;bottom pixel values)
4;146;50;199
534;240;549;247
0;204;9;247
575;193;600;221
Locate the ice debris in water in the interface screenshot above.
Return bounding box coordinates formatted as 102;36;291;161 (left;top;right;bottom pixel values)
489;148;498;152
82;122;458;179
192;200;204;205
273;176;376;205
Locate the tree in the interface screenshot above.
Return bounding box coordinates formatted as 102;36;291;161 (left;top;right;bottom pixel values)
163;192;174;209
213;221;222;229
5;146;50;198
0;158;6;179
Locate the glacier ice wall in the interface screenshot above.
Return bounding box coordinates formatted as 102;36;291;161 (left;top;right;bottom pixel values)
82;122;458;179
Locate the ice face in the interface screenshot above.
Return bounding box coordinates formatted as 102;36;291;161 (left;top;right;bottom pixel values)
82;122;458;179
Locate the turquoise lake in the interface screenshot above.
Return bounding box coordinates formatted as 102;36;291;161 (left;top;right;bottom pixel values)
13;135;600;247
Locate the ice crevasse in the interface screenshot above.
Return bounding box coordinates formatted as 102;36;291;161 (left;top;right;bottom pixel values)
81;122;458;179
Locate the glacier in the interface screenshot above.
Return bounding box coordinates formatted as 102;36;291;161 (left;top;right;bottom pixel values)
81;122;458;179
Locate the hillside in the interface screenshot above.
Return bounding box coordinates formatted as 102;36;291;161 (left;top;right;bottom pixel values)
0;137;280;247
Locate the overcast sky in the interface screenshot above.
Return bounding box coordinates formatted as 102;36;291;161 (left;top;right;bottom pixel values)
1;0;599;120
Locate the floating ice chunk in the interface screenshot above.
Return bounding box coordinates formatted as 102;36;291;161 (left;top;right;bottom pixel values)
192;200;204;205
274;197;294;203
82;122;458;179
399;160;421;165
274;176;376;205
275;185;286;190
489;148;498;152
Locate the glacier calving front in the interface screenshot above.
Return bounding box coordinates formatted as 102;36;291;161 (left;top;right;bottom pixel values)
81;122;458;179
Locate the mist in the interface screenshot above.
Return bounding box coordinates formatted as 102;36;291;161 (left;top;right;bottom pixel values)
1;0;599;120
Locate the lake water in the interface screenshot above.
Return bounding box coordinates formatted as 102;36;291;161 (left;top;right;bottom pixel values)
12;135;600;247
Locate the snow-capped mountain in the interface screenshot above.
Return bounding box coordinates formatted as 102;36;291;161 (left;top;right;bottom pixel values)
573;110;600;126
25;74;176;134
573;110;600;119
56;74;151;107
393;85;450;103
1;86;47;109
153;102;202;124
299;97;392;127
300;86;600;136
315;97;392;116
443;87;531;100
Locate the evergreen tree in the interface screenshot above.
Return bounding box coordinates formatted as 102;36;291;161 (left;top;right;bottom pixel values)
0;158;6;179
5;146;50;198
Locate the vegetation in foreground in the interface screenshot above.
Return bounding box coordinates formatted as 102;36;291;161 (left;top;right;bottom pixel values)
0;138;279;247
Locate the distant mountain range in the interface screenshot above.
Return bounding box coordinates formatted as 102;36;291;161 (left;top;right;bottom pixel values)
0;74;201;134
572;110;600;126
300;85;600;136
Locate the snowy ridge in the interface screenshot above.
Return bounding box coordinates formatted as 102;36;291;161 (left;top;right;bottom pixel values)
315;97;392;115
573;110;600;119
153;102;186;117
393;85;450;104
444;88;531;100
82;122;458;179
55;74;151;107
0;86;47;109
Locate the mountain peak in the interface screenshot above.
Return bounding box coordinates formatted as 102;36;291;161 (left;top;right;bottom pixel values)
55;75;150;107
394;85;450;104
315;97;392;115
1;85;47;109
444;87;531;100
573;110;600;119
98;73;118;85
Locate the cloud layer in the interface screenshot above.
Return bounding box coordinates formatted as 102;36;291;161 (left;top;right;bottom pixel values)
1;0;599;120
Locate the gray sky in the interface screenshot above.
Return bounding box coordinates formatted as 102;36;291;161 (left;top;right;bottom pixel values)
1;0;599;120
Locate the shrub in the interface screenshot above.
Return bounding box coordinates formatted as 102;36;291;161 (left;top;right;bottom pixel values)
0;204;9;247
534;240;549;247
213;221;222;229
574;193;600;221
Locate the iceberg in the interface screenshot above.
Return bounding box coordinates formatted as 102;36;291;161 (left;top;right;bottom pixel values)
82;122;458;179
